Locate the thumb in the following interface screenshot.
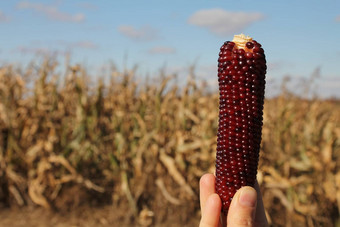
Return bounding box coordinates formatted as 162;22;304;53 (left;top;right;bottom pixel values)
227;186;257;227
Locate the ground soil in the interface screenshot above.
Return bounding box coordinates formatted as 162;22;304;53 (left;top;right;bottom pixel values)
0;204;200;227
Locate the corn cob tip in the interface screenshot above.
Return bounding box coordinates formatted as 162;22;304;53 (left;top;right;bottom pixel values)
232;34;253;50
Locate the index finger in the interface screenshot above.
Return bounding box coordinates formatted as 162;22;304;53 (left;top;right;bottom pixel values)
200;173;216;213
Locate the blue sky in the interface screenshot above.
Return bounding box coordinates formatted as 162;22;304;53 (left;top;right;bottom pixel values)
1;0;340;98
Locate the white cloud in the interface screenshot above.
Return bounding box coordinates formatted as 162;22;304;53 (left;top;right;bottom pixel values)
118;25;159;41
0;10;10;22
188;9;264;36
148;46;176;54
17;1;85;23
336;15;340;22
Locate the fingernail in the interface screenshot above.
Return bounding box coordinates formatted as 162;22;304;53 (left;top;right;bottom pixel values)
239;187;257;208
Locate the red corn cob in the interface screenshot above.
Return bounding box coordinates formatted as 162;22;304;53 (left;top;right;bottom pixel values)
215;34;266;214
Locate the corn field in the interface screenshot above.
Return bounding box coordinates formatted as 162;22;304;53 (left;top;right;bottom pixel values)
0;58;339;226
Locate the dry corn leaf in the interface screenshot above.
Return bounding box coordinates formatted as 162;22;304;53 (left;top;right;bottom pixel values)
271;189;293;212
336;172;340;215
155;178;181;205
321;139;334;167
159;151;195;198
28;178;50;209
323;178;337;203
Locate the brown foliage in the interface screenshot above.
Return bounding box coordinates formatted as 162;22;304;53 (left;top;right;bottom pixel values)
0;59;339;226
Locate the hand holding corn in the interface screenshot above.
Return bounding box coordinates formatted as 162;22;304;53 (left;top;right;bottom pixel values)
199;174;268;227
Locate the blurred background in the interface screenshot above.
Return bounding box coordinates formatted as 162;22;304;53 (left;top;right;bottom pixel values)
0;0;339;226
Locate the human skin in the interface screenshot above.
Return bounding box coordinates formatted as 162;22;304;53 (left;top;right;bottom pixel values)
199;173;268;227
